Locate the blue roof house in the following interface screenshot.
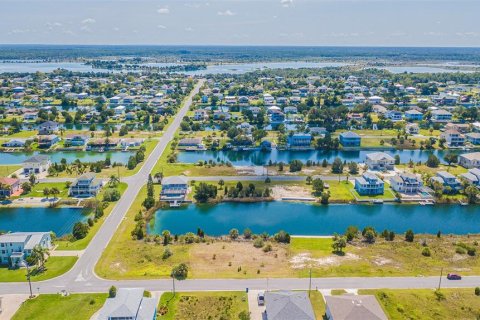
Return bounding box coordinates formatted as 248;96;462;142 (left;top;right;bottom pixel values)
355;173;384;195
339;131;361;147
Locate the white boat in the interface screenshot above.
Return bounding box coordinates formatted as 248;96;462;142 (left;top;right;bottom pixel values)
372;199;384;204
420;200;434;206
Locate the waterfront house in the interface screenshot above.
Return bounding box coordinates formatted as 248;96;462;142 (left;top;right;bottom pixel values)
459;152;480;169
445;123;470;133
96;288;159;320
365;152;395;171
460;168;480;186
38;121;59;135
87;138;119;150
2;138;27;148
386;110;403;122
213;110;231;121
69;173;103;197
178;138;203;149
0;177;21;197
466;132;480;145
325;295;387;320
339;131;361;147
404;109;423;121
0;232;52;268
355;173;384;195
431;109;452;123
264;291;315;320
160;176;188;204
270;110;285;125
37;134;60;148
440;130;465;147
390;173;422;193
405;123;419;134
22;155;51;175
64;134;88;147
120;138;144;148
430;171;461;193
287;133;312;148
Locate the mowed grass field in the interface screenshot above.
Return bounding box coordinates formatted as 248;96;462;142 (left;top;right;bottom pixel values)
0;256;77;282
12;293;107;320
359;289;480;320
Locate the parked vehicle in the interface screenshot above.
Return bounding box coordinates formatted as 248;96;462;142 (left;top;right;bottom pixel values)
447;273;462;280
257;292;265;306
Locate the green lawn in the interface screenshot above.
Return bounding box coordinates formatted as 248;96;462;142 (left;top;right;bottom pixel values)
56;182;128;250
290;237;333;258
19;182;70;199
12;293;107;320
346;182;398;201
0;256;77;282
359;289;480;320
309;290;326;320
0;165;21;177
325;180;355;202
6;131;37;138
158;291;249;320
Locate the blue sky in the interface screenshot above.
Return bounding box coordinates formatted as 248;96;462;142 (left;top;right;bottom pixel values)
1;0;479;46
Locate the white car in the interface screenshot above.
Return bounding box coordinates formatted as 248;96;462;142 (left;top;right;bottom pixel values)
257;292;265;306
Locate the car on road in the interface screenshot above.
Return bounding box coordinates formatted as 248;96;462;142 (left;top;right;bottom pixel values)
257;292;265;306
447;273;462;280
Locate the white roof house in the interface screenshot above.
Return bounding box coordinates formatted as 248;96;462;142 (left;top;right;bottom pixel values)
96;288;159;320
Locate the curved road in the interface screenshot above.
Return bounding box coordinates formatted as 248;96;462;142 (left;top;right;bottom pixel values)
1;78;479;295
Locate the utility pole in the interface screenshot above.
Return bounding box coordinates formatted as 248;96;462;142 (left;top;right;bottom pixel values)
309;268;312;297
438;267;443;291
25;263;33;298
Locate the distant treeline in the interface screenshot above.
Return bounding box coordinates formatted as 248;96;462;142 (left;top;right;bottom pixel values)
85;60;207;72
1;45;480;62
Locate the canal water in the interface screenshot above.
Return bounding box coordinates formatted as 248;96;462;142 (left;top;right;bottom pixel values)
149;202;480;236
0;207;88;236
0;151;134;165
177;149;465;166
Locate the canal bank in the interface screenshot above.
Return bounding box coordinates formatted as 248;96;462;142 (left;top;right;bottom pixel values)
148;201;480;236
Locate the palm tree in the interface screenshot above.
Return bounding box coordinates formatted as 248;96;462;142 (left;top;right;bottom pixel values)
29;174;36;185
43;188;50;199
50;187;60;199
30;245;50;270
109;175;120;187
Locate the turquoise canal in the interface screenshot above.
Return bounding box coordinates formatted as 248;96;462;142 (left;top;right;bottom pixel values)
0;207;87;236
149;202;480;236
0;151;134;165
177;149;466;166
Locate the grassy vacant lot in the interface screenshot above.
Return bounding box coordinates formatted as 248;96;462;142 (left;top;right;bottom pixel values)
152;140;236;177
18;182;69;199
359;289;480;320
396;164;468;176
325;180;355;202
0;165;21;177
158;291;248;320
56;182;128;250
0;256;77;282
96;210;480;280
12;293;107;320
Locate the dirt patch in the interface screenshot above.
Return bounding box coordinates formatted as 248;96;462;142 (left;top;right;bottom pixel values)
271;185;311;200
289;252;360;269
372;257;393;266
189;241;290;277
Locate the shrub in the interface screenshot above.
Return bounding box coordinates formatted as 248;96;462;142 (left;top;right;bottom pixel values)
253;238;264;248
109;286;117;298
72;222;89;240
475;287;480;296
243;228;252;239
422;247;431;257
103;188;121;202
274;230;291;244
162;248;173;260
263;244;272;252
229;228;239;240
455;246;466;255
405;229;415;242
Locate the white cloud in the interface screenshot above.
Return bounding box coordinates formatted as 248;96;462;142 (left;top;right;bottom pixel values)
157;7;170;14
81;18;96;24
217;9;236;16
280;0;294;8
157;24;167;29
185;27;194;32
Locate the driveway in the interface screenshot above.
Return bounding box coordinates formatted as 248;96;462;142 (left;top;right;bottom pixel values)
0;294;29;320
247;290;265;320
